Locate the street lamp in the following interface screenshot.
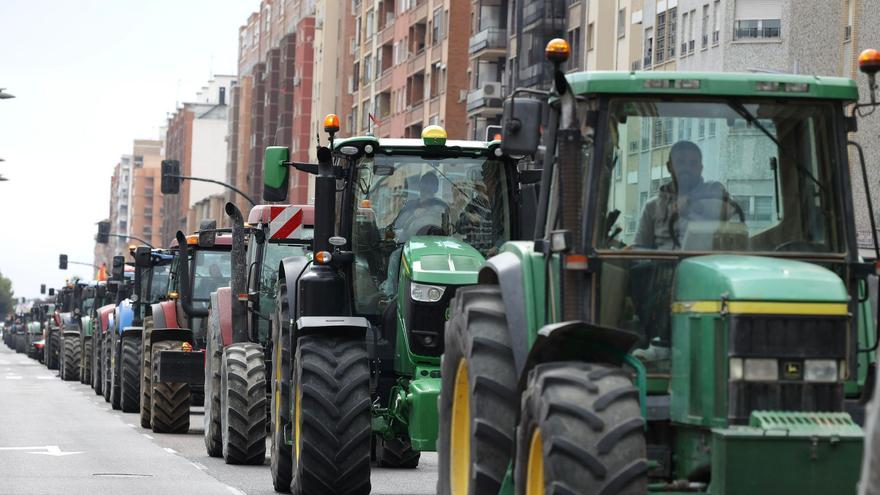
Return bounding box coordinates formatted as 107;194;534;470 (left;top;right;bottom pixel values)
0;88;15;99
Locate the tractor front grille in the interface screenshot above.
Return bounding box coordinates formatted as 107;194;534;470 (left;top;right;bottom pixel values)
728;381;843;424
402;282;458;357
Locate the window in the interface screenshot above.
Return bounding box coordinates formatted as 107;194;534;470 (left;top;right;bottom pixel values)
432;8;444;44
366;9;375;38
734;19;781;39
701;4;709;48
644;28;653;67
363;55;372;84
617;8;626;38
712;0;720;43
568;27;582;67
668;7;677;58
682;11;689;54
264;5;271;31
655;12;666;63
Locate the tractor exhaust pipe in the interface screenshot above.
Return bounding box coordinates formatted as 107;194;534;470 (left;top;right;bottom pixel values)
225;202;249;343
313;146;336;253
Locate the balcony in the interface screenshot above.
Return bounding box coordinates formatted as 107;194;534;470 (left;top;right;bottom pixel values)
469;28;507;58
466;82;503;113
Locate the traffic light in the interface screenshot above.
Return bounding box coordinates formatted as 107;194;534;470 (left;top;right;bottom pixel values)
161;159;181;194
111;255;125;281
97;221;110;244
59;254;68;270
40;284;46;295
485;124;503;142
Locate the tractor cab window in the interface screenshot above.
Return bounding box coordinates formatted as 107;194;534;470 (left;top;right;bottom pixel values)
250;242;310;340
81;297;95;315
146;263;171;304
191;250;232;305
350;153;510;314
592;98;845;367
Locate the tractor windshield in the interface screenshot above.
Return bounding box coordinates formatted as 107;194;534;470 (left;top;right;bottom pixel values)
595;98;844;254
191;250;232;303
147;263;171;304
350;153;510;314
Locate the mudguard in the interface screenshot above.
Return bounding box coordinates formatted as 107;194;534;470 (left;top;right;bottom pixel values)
214;287;233;347
295;316;370;339
477;251;531;376
114;301;135;337
151;301;181;329
97;304;115;335
121;326;143;340
279;256;310;324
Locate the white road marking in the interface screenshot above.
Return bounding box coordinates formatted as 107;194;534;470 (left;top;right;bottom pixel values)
190;461;208;470
225;486;247;495
127;423;136;428
5;376;22;380
37;376;54;380
0;446;83;456
142;434;154;440
163;447;177;454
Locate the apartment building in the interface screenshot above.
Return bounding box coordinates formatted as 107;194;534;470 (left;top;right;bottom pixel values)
346;0;469;140
162;76;235;242
107;155;133;257
129;139;165;248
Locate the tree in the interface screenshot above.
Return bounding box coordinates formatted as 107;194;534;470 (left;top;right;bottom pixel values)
0;271;14;319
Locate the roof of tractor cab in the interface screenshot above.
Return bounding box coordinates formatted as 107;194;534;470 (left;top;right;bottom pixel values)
247;204;315;226
567;71;858;101
332;136;501;154
168;233;234;248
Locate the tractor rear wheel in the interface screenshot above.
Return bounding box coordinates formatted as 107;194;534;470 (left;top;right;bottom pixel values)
221;343;267;465
81;338;93;385
270;282;293;492
514;362;648;495
61;336;80;381
204;328;222;457
150;341;190;434
140;317;154;428
46;330;60;370
290;335;371;495
376;435;420;469
109;334;122;410
92;336;102;394
120;337;141;413
102;334;112;403
438;286;517;495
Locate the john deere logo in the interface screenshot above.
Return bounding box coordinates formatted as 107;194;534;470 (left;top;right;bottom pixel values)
783;361;801;380
444;308;451;321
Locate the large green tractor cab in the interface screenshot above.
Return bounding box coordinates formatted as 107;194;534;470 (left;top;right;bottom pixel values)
437;40;880;495
262;117;537;493
143;228;232;433
201;203;314;465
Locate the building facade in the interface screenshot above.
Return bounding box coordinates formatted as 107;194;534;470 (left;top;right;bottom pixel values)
129;139;165;248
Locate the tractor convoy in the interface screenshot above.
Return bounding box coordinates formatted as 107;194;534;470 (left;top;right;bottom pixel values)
6;42;880;494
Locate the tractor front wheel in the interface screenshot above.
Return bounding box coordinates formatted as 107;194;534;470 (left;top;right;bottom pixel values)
150;341;191;434
514;362;648;495
92;335;103;395
102;333;112;403
204;329;222;457
270;283;293;492
375;435;420;469
139;318;154;428
221;343;267;465
81;338;93;385
120;337;141;413
60;336;80;381
437;286;517;495
290;334;371;495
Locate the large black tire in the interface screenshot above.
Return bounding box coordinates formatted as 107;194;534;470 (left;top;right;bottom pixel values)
514;362;648;495
140;317;154;428
92;335;103;395
221;343;267;465
151;341;191;433
46;330;60;370
438;286;517;495
290;335;371;495
102;333;112;403
270;281;293;492
375;436;420;468
15;334;25;353
120;337;141;413
81;338;93;385
60;336;80;381
109;334;122;410
204;326;223;457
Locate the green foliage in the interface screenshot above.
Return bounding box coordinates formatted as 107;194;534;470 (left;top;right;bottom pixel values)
0;271;14;318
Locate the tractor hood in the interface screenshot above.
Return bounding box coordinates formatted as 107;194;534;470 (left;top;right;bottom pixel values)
402;236;486;285
674;255;847;302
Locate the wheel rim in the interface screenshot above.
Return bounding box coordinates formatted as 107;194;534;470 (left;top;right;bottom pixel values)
450;358;471;495
274;339;282;440
294;380;301;461
526;428;545;495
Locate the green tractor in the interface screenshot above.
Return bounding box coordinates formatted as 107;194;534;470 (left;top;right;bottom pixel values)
436;41;880;494
262;117;538;493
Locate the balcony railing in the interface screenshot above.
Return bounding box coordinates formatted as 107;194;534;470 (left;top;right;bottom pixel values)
469;28;507;54
467;82;503;112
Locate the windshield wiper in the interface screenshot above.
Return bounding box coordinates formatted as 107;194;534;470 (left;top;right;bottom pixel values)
727;100;826;195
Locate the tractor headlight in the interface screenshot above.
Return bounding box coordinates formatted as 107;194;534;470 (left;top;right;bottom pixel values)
410;282;445;303
741;358;778;381
804;359;838;383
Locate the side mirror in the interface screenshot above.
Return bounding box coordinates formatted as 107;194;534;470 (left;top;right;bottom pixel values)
263;146;290;202
96;221;110;244
199;219;217;247
501;97;543;156
161;159;182;194
59;254;68;270
133;246;152;268
48;288;55;296
111;255;125;281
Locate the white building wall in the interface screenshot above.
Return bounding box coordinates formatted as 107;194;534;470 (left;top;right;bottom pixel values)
188;118;229;208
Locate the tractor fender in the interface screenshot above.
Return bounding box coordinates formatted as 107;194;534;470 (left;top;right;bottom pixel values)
62;329;81;338
98;304;115;335
152;301;180;330
517;320;640;392
208;288;234;348
279;255;311;323
121;326;143;341
150;328;194;347
295;316;370;340
477;251;531;377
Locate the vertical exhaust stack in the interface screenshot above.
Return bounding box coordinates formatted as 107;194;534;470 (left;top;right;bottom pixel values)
224;202;249;343
312;145;336;254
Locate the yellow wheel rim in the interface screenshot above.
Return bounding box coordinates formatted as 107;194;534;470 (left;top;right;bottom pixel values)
526;428;545;495
294;380;301;461
450;359;471;494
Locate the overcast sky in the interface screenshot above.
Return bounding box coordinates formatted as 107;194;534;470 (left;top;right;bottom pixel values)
0;0;257;299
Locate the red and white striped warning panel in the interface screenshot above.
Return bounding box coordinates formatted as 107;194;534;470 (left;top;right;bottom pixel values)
268;206;304;240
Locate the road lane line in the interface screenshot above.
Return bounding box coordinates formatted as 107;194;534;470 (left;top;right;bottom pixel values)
225;486;247;495
163;447;177;454
190;461;208;470
142;434;154;440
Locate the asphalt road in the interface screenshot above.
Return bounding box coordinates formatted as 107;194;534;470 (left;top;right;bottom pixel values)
0;344;438;495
